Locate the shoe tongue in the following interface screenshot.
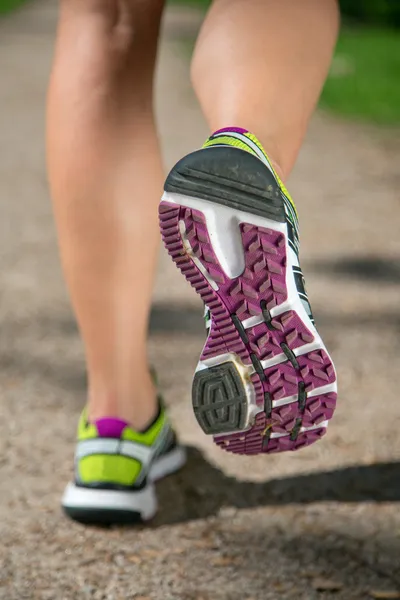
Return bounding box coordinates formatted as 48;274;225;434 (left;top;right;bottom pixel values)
93;417;128;439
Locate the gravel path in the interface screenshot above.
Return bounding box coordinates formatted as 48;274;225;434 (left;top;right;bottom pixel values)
0;2;399;599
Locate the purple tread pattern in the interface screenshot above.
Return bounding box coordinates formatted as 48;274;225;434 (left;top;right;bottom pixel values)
182;211;288;324
266;428;327;453
270;392;337;434
263;349;335;401
159;201;336;455
247;311;314;360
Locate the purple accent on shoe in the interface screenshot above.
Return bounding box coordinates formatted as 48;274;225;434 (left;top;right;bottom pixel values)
212;127;249;135
94;417;128;439
159;201;337;456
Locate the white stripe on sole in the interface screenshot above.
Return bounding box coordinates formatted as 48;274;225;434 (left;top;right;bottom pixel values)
270;420;329;439
272;383;337;408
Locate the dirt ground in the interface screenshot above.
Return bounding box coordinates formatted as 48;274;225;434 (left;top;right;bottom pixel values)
0;2;399;599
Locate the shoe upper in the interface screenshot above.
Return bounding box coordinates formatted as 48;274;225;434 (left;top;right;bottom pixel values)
74;404;177;490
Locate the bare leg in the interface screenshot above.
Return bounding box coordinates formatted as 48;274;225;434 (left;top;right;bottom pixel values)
47;0;165;429
192;0;339;179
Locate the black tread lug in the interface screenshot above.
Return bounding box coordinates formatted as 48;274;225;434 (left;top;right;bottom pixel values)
192;362;248;435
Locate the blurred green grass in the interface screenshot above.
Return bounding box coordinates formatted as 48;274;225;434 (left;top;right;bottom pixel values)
321;27;400;124
0;0;27;14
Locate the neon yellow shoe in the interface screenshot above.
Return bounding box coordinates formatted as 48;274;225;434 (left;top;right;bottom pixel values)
62;403;186;524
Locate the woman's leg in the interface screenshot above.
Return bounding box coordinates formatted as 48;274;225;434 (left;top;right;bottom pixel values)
192;0;339;180
47;0;165;429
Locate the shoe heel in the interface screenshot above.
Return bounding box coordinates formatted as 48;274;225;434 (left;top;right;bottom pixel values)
164;146;286;222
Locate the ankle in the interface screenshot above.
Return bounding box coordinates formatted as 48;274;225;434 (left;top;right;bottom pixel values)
268;156;285;182
87;372;158;431
249;134;286;181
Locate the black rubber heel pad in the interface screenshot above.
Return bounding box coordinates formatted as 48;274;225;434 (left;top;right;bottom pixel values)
192;362;248;435
165;146;286;222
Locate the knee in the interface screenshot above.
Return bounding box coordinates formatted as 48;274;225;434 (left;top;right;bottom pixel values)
59;0;164;53
60;0;163;26
60;0;117;14
56;0;165;94
59;0;119;26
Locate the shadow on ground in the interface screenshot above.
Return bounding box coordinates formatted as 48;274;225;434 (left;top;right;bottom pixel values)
150;303;400;335
309;256;400;285
153;447;400;527
1;299;400;395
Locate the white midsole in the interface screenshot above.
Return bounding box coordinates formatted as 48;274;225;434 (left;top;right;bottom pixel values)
162;191;337;434
62;481;158;521
62;446;186;520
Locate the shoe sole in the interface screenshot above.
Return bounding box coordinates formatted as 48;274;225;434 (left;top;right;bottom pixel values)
159;146;337;455
62;446;186;525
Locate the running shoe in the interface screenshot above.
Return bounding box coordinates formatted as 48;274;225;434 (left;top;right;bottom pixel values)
62;402;186;524
159;127;337;455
